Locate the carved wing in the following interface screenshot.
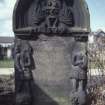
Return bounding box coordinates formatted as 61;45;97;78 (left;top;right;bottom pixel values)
13;0;42;30
64;0;74;6
59;1;74;27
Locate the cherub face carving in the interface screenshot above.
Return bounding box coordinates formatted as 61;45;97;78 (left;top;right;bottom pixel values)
45;0;61;17
47;0;61;9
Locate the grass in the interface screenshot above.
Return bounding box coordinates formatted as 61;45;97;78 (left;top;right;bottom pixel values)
0;59;14;68
88;84;105;105
0;75;14;105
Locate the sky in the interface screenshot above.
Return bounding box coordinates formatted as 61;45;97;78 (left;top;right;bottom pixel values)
0;0;105;37
86;0;105;32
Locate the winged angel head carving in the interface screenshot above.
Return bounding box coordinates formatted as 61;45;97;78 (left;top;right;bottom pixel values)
34;0;74;30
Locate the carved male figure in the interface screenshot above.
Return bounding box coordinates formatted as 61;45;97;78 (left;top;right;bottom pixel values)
71;52;87;105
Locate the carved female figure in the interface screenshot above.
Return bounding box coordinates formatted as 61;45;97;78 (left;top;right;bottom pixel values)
14;39;33;105
19;41;33;105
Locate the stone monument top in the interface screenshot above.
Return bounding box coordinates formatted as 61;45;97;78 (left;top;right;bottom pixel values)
13;0;90;36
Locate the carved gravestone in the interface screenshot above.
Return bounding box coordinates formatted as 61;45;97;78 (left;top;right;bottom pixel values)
13;0;90;105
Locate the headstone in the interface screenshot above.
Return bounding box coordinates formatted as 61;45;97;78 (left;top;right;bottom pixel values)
13;0;90;105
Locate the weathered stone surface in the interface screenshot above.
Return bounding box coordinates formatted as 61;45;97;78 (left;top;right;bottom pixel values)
13;0;90;105
31;35;87;105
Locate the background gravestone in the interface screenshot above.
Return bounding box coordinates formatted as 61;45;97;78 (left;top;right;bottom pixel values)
13;0;90;105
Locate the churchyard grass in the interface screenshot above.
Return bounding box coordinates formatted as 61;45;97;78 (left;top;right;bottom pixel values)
0;59;14;68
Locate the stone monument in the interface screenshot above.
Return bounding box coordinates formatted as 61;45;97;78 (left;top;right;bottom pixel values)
13;0;90;105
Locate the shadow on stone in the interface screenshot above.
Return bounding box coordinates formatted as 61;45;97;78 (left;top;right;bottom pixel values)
32;82;59;105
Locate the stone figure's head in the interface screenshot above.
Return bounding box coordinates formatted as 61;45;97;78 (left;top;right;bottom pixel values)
72;52;87;69
14;39;22;54
22;41;32;54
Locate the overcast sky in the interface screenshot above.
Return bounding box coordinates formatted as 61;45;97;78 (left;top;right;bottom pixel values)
0;0;105;37
0;0;16;37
